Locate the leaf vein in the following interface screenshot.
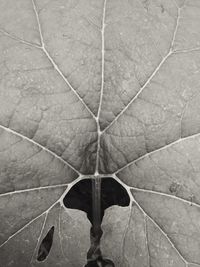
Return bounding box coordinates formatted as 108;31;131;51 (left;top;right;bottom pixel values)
102;2;182;133
31;0;96;120
130;193;188;266
0;28;41;49
30;211;48;263
116;131;200;174
0;184;68;198
95;0;107;174
130;187;200;209
0;124;80;174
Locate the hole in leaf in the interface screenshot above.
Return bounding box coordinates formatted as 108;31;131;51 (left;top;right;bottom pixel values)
63;177;130;223
101;177;130;213
63;178;93;222
63;177;130;266
37;226;54;262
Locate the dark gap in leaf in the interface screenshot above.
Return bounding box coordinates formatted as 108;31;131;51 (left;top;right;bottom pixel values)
37;226;54;262
85;258;115;267
63;177;130;223
63;177;130;266
63;178;93;221
101;177;130;214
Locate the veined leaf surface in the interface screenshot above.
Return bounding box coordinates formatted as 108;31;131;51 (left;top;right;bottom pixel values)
0;0;200;266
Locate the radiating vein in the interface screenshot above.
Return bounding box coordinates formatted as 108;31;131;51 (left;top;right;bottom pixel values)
0;184;68;198
31;0;96;120
174;47;200;54
95;0;107;174
190;263;200;267
171;2;181;50
0;28;41;49
116;131;200;174
130;194;188;266
97;0;107;121
113;175;200;266
130;187;200;209
0;188;66;250
101;52;173;134
102;2;181;134
144;215;151;267
102;50;173;133
31;211;48;263
0;124;80;174
0;210;47;249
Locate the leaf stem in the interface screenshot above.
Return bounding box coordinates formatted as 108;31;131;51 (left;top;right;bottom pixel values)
88;177;103;261
92;177;102;236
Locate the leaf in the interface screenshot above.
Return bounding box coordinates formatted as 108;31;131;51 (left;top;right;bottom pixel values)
101;205;186;267
1;0;200;266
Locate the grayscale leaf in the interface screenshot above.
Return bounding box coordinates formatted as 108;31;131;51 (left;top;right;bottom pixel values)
1;0;200;266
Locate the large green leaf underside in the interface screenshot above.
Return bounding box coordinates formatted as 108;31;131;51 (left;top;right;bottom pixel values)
1;0;200;266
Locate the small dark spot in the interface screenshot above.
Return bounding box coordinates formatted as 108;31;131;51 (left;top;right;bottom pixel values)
169;182;181;194
142;0;150;11
189;195;196;206
37;226;54;262
160;4;165;13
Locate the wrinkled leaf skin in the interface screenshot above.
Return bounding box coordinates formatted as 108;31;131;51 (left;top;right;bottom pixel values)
1;0;200;266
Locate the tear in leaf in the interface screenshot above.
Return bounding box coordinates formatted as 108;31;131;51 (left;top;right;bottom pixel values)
37;226;54;262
